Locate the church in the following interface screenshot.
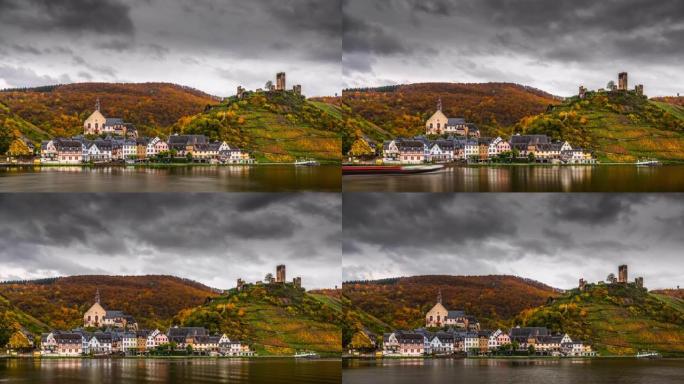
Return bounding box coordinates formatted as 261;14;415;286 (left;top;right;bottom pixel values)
425;98;479;137
83;289;138;330
83;99;137;138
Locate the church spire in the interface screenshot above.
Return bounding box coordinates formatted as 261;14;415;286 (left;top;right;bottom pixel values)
95;98;101;112
437;97;442;112
437;289;442;304
95;288;100;304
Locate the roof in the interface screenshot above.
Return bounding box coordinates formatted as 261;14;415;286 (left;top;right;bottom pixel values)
510;135;549;145
447;118;466;126
447;310;465;319
510;327;549;338
105;118;125;126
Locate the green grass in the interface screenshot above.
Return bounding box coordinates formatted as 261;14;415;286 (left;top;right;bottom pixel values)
518;284;684;356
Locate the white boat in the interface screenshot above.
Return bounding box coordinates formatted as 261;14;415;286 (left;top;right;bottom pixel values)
294;351;320;359
636;351;661;358
294;158;320;166
635;159;660;166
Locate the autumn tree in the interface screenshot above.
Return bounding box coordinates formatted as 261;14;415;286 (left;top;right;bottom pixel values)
7;138;32;157
348;137;374;158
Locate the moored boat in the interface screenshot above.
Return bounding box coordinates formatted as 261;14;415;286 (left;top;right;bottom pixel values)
635;159;660;166
295;158;320;166
635;351;661;358
294;351;320;359
342;164;444;175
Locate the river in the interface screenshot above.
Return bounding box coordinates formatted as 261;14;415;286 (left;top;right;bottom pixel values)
343;164;684;192
343;358;684;384
0;165;341;192
0;358;340;383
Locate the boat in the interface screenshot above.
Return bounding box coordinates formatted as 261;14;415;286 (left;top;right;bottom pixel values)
342;164;444;175
294;158;320;166
635;159;660;166
636;351;661;359
294;351;320;359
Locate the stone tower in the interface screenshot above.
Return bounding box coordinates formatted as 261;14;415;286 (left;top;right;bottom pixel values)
293;276;302;288
635;84;644;96
237;86;245;99
276;72;286;91
635;276;644;288
276;264;286;283
618;72;628;91
236;278;245;291
579;278;586;291
618;264;628;283
293;84;302;95
579;86;587;99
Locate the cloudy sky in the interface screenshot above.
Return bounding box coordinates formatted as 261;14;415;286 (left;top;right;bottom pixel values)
343;0;684;97
0;193;341;290
0;0;341;97
343;194;684;290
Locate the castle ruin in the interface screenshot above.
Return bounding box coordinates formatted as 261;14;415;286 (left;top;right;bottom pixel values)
276;72;286;91
276;264;286;283
618;72;628;91
618;264;628;283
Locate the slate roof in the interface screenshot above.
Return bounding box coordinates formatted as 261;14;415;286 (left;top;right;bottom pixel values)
105;118;125;126
447;118;466;126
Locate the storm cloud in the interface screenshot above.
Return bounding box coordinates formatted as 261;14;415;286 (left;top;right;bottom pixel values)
343;193;684;290
0;0;341;96
0;193;341;290
343;0;684;96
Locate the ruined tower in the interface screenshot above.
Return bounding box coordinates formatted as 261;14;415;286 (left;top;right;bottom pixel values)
579;86;587;99
236;278;245;291
618;72;628;91
276;264;286;283
579;278;586;291
237;86;245;99
293;276;302;288
635;276;644;289
618;265;628;283
635;84;644;96
276;72;286;91
293;84;302;95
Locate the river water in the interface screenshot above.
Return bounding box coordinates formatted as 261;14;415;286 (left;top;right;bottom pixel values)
0;358;341;383
343;165;684;192
0;165;340;192
343;358;684;384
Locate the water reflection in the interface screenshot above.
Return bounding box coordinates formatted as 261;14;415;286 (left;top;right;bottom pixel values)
0;358;341;383
343;165;684;192
0;165;341;192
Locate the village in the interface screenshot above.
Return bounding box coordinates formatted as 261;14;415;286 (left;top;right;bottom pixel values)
350;265;648;359
348;72;651;166
350;105;596;165
3;265;306;358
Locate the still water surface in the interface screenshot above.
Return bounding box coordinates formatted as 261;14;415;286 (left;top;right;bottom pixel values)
0;358;340;383
343;165;684;192
343;358;684;384
0;165;341;192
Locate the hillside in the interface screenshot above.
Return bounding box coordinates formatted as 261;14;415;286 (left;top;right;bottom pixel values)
0;294;50;347
174;91;342;162
0;83;219;141
174;283;342;356
516;91;684;162
0;101;50;153
342;275;560;332
0;275;220;331
517;283;684;356
342;82;560;142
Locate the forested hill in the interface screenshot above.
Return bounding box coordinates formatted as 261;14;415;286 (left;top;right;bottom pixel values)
517;283;684;356
342;275;560;332
0;83;219;140
173;283;343;356
172;91;343;162
0;275;220;331
515;91;684;162
341;82;561;140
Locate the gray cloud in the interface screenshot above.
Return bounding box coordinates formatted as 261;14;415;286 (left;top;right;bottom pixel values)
343;194;684;290
0;0;341;96
0;193;341;289
343;0;684;96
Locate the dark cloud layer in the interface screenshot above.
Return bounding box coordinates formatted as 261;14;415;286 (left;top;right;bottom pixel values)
0;194;341;289
343;0;684;96
0;0;341;96
343;194;684;290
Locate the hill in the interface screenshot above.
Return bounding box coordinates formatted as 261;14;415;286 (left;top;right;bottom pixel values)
516;91;684;162
342;275;560;332
517;283;684;356
173;283;342;356
173;91;342;162
341;82;561;142
0;275;220;331
0;293;50;348
0;83;219;141
653;289;684;300
0;101;50;153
